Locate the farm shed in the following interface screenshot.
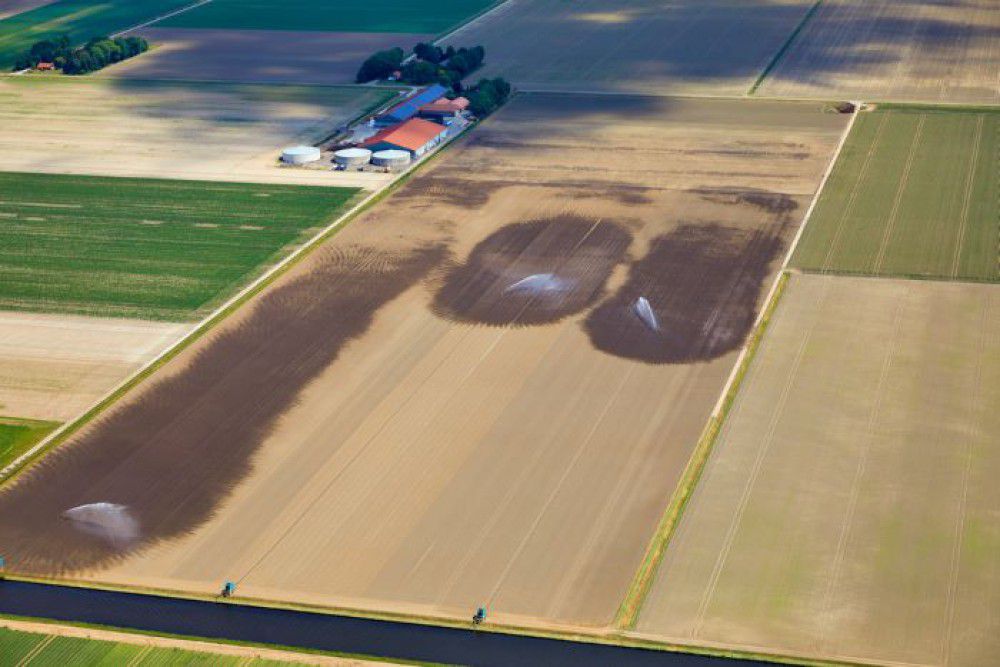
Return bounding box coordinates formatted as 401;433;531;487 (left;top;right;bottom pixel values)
362;118;448;157
419;96;469;119
378;84;448;125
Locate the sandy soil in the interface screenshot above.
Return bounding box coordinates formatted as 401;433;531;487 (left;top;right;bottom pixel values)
0;95;846;629
0;618;399;665
443;0;815;95
0;311;187;422
759;0;1000;104
636;273;1000;667
107;28;433;86
0;0;53;20
0;78;394;190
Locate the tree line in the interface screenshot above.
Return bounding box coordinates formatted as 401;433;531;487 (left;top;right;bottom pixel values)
13;34;149;74
465;78;512;118
356;42;486;90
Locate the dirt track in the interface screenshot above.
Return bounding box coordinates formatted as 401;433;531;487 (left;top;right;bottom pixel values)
0;95;846;628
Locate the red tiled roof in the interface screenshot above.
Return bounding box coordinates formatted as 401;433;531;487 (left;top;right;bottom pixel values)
420;96;469;113
361;118;446;151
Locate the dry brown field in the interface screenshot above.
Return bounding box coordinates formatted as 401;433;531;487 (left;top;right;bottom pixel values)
636;273;1000;666
108;28;433;86
0;78;394;189
0;95;846;628
443;0;815;95
758;0;1000;104
0;311;186;422
0;0;53;20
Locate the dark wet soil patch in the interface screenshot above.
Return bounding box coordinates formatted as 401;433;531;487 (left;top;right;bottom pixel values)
431;215;632;327
0;242;448;574
690;187;800;215
584;221;788;364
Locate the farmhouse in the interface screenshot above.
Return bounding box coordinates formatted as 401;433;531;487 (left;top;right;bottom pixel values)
419;96;469;120
378;84;448;125
362;118;448;157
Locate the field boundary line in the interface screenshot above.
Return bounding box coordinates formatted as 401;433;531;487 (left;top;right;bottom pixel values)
113;0;214;37
433;0;511;44
747;0;826;96
613;104;861;630
0;123;477;485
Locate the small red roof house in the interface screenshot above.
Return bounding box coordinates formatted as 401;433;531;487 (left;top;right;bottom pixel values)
361;118;448;157
35;62;55;71
418;96;469;119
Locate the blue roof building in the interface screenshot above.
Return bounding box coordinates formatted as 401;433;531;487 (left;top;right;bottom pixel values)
378;85;448;125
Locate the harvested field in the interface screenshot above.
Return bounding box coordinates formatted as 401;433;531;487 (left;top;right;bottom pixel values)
635;273;1000;667
0;172;359;320
157;0;495;34
793;107;999;281
109;29;433;85
758;0;1000;104
0;0;191;69
443;0;816;95
0;311;186;422
0;78;395;189
0;95;846;627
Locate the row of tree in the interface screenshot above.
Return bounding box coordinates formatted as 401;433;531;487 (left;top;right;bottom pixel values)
355;42;486;90
13;34;148;74
466;78;511;118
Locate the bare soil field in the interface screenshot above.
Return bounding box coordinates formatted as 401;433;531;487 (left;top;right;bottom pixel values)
0;78;394;189
0;95;846;628
443;0;815;95
636;273;1000;667
758;0;1000;104
0;311;187;422
108;29;433;86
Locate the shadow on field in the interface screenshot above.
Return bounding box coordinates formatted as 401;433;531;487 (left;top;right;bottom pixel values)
584;216;792;365
0;242;448;574
431;216;631;327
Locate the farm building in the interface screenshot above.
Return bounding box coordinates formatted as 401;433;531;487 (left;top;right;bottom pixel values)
362;118;448;157
419;96;469;120
378;85;448;125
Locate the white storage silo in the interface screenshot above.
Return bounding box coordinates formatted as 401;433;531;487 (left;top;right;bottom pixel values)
333;147;372;168
281;146;321;165
371;149;411;169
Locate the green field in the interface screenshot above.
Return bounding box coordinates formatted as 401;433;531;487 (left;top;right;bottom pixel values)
0;626;305;665
0;172;358;320
159;0;496;34
0;0;191;69
0;417;59;470
793;107;999;281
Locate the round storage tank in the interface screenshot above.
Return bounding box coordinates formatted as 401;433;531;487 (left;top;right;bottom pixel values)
371;149;411;169
333;147;372;167
281;145;321;165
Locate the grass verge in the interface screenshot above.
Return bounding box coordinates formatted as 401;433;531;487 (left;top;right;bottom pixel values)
614;273;791;630
0;417;60;471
